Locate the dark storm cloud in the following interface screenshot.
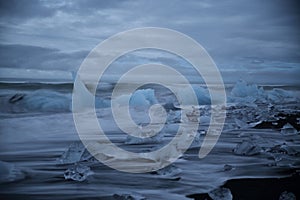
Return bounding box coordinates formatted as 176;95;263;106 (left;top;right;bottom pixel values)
0;0;299;71
58;0;130;15
0;44;88;70
0;0;56;21
0;0;130;22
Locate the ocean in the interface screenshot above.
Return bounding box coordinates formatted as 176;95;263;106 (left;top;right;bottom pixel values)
0;76;299;199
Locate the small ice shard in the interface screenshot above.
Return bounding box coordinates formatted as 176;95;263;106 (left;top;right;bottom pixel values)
208;187;233;200
113;192;146;200
125;128;163;145
279;191;296;200
234;118;248;129
223;164;234;171
249;135;271;146
199;130;206;135
297;118;300;125
125;134;163;145
185;107;200;122
0;161;26;183
64;164;93;182
150;165;182;180
280;123;298;136
189;130;203;147
233;141;262;156
58;142;90;164
266;144;298;156
9;93;25;103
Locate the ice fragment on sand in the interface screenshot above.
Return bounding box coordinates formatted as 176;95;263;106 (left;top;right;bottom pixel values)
125;128;164;145
64;164;93;182
279;191;296;200
208;187;233;200
0;161;26;183
185;107;200;122
280;123;298;136
125;135;162;145
223;164;234;171
58;142;92;164
233;141;261;156
150;165;182;180
58;142;85;164
113;192;146;200
266;144;298;156
234;118;248;129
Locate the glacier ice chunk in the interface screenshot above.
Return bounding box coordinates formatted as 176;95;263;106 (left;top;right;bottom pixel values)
208;187;233;200
58;142;92;164
113;192;146;200
280;123;298;136
229;80;265;104
266;144;298;156
192;85;211;105
125;133;163;145
150;164;182;180
64;164;93;182
234;118;249;129
130;89;158;108
19;90;71;112
185;107;200;123
229;80;299;105
231;80;264;98
114;89;159;113
233;141;261;156
176;85;211;105
267;89;297;104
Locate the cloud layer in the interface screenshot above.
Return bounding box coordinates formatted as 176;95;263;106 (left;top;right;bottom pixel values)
0;0;299;83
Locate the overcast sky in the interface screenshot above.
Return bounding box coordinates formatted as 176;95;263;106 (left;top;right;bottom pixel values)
0;0;299;84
